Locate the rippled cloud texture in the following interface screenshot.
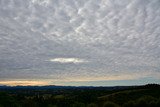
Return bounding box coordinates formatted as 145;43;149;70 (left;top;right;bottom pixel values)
0;0;160;86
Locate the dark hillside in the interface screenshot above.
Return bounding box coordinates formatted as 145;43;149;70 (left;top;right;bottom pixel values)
0;84;160;107
98;85;160;105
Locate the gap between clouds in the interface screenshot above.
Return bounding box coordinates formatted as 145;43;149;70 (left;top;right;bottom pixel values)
48;58;89;64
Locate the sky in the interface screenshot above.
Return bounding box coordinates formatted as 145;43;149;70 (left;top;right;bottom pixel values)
0;0;160;86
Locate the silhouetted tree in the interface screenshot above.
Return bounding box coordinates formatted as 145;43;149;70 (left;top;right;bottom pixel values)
71;102;85;107
87;103;97;107
123;101;135;107
103;101;119;107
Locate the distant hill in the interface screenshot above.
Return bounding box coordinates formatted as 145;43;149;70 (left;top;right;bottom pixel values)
0;85;132;90
0;84;159;91
98;84;160;105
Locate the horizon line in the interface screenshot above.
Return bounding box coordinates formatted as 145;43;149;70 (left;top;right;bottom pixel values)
0;83;159;87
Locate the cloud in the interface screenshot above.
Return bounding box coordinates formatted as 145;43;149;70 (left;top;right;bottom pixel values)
0;0;160;85
49;58;88;64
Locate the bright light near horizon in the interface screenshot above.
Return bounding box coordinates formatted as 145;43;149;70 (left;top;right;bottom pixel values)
49;58;88;64
0;81;49;86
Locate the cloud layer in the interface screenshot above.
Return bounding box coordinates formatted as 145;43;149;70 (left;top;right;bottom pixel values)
0;0;160;85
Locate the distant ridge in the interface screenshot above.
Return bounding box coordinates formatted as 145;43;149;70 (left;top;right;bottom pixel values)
0;84;159;90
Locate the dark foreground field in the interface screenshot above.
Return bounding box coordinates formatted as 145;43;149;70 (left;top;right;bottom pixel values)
0;84;160;107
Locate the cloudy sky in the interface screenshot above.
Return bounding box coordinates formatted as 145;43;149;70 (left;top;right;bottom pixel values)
0;0;160;86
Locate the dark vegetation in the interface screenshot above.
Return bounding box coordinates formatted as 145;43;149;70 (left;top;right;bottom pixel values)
0;84;160;107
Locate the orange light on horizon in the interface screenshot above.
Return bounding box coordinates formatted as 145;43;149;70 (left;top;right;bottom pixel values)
0;80;49;86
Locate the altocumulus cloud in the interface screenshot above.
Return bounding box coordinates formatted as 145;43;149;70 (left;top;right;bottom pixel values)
0;0;160;86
